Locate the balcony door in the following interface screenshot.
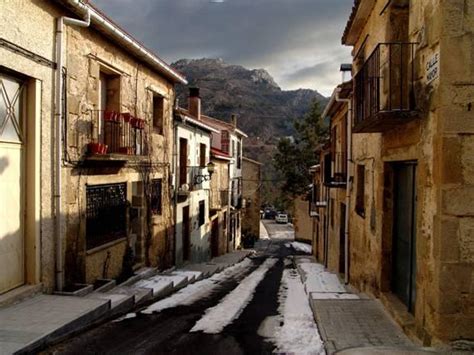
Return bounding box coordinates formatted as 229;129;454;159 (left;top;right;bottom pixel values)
391;162;417;313
0;73;25;294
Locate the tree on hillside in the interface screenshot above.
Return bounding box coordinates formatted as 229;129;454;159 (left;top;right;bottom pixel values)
273;99;328;198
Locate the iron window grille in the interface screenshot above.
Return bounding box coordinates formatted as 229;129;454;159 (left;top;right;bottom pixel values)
86;183;127;250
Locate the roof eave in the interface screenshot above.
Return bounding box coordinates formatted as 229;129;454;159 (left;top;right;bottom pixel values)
59;0;187;84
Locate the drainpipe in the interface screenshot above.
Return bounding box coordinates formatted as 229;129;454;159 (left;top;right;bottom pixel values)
54;6;90;291
335;88;352;285
172;110;179;265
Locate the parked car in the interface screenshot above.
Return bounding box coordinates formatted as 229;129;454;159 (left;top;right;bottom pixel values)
264;209;277;219
275;213;289;224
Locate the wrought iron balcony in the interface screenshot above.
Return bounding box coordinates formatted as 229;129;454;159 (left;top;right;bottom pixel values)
87;110;147;158
322;152;347;187
354;43;417;133
332;151;347;185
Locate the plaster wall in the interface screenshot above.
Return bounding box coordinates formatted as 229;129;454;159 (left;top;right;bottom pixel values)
0;0;66;292
175;124;211;264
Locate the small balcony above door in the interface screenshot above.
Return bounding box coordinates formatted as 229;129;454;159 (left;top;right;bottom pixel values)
353;42;418;133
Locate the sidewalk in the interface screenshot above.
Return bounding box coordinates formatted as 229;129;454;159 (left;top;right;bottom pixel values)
293;256;435;354
0;250;251;355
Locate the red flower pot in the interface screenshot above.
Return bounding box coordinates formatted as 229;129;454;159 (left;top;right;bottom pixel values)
88;143;108;155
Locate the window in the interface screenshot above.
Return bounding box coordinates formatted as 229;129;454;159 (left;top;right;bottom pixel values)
86;183;127;250
151;179;162;215
199;200;205;226
153;95;164;134
223;211;227;229
0;73;25;143
221;130;230;153
179;138;188;186
237;140;242;169
356;164;365;217
200;143;207;167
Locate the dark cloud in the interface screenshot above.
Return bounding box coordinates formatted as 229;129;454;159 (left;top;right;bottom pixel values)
92;0;353;95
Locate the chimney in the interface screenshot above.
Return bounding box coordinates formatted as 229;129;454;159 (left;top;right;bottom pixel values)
231;114;237;128
189;87;201;120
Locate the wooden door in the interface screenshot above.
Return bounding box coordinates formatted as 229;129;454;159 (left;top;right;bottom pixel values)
182;206;190;261
179;138;187;186
392;163;417;313
211;218;219;257
339;203;346;275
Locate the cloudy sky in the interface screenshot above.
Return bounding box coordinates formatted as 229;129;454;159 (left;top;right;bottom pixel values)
93;0;353;96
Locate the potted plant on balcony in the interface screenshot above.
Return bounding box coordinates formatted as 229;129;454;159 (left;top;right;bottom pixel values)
87;142;108;155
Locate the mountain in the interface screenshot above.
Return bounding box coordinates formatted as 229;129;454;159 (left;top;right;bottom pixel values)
172;58;327;142
171;58;328;205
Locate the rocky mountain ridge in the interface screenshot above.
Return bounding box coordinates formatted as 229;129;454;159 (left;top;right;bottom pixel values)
172;58;327;141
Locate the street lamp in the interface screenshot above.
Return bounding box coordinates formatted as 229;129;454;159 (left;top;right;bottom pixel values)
193;161;215;185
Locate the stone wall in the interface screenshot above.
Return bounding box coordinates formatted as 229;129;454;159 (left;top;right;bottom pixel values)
345;0;474;345
293;196;312;243
242;157;261;240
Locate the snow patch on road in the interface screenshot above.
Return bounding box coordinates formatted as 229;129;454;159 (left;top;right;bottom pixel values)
259;221;270;240
299;262;347;294
142;258;253;314
112;312;137;322
286;241;312;254
271;269;325;354
190;258;278;334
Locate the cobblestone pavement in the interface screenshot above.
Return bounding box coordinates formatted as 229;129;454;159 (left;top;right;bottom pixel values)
311;299;414;354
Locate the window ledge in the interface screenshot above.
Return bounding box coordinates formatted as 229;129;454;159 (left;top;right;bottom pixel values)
86;237;127;256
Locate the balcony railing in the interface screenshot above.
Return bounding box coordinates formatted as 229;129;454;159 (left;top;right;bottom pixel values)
309;183;326;216
354;43;417;133
88;110;147;157
332;151;347;184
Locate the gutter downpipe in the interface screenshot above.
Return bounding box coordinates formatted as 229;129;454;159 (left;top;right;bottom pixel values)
55;6;90;291
335;88;352;285
172;111;179;265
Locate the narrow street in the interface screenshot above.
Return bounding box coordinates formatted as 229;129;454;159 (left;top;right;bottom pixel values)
44;221;322;355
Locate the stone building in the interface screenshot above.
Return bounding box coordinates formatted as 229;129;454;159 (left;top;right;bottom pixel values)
320;80;352;279
210;147;232;256
0;0;187;294
174;90;217;264
241;157;262;244
339;0;474;345
60;2;187;288
201;114;247;250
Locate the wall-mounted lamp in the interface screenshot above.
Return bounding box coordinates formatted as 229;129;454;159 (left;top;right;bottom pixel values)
193;161;215;185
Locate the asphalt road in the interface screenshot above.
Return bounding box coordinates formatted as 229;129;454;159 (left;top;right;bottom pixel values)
44;220;301;355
